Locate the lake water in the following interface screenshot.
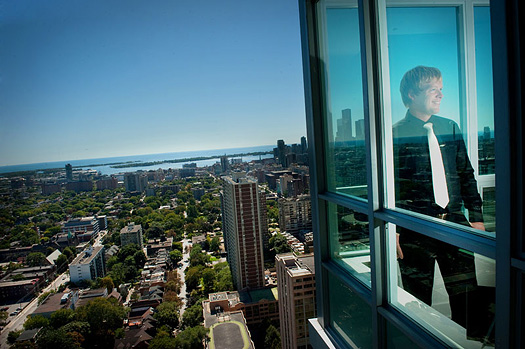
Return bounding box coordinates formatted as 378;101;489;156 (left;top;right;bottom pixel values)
0;145;275;176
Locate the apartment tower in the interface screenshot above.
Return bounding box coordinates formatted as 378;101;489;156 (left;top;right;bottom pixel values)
221;174;267;290
276;253;316;349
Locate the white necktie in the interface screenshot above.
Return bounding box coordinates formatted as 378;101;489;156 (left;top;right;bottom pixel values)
423;122;449;208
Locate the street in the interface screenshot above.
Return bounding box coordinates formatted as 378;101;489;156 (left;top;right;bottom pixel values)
178;238;192;318
0;272;70;348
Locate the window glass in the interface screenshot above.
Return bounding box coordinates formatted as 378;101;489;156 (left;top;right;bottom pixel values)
475;6;495;176
328;270;372;348
385;7;491;235
387;225;495;346
327;202;370;286
317;1;367;199
385;320;417;348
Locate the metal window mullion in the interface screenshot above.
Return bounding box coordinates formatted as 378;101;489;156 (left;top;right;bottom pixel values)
360;0;386;348
298;0;329;331
375;208;496;259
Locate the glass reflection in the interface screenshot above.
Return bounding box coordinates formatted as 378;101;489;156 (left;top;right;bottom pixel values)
390;226;495;346
328;203;370;286
318;4;367;198
328;271;372;349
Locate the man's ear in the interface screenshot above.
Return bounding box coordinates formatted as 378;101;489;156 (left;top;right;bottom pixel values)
407;89;417;102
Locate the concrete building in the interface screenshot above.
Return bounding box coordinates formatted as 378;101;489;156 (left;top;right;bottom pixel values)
69;246;105;284
124;173;148;192
276;253;316;349
221;174;267;290
120;222;144;249
62;216;99;243
278;195;312;235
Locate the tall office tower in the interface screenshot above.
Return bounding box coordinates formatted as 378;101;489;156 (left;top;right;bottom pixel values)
65;163;73;182
221;174;267;290
276;253;316;349
484;126;491;140
277;139;287;167
124;173;148;192
335;108;353;143
300;136;307;154
220;155;230;173
355;119;365;140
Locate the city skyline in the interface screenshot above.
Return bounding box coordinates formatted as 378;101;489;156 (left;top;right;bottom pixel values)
0;0;307;167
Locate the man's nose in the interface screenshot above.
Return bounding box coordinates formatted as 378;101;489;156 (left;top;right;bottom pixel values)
437;90;443;98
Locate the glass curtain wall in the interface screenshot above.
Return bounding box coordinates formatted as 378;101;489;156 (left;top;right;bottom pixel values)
306;0;498;347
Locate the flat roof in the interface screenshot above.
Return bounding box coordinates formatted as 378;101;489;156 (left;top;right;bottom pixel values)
209;312;254;349
70;246;103;266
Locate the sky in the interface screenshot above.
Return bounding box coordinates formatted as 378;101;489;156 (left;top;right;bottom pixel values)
0;0;307;166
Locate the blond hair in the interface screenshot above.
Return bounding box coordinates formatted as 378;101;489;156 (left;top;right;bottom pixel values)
400;66;442;107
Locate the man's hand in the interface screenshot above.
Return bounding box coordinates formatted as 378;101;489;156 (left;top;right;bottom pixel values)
470;222;485;231
396;233;404;259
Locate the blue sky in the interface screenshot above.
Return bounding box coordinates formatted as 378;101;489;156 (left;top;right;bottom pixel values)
0;0;307;166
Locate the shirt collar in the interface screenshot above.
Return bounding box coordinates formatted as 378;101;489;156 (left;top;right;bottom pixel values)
406;111;436;126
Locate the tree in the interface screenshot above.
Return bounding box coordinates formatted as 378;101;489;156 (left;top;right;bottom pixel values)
153;301;180;329
173;325;209;349
185;266;204;292
269;233;292;255
26;252;46;267
98;276;115;293
210;237;220;254
0;311;8;325
55;253;69;273
24;315;50;330
202;268;216;294
215;263;233;292
50;309;75;329
264;324;282;349
74;297;126;346
182;303;204;329
169;249;183;265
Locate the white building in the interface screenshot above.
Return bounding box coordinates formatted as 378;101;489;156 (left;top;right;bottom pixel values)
69;246;105;284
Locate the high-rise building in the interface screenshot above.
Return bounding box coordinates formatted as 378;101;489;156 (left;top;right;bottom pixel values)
124;173;148;192
301;136;308;154
65;163;73;182
278;195;312;235
69;246;105;284
221;174;267;290
335;108;353;143
277;139;288;167
276;253;316;349
120;222;143;249
355;119;365;140
220;155;230;173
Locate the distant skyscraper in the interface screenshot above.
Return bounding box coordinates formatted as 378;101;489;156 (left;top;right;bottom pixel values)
484;126;491;140
278;195;312;235
276;253;316;349
65;163;73;181
221;174;267;290
335;108;353;143
220;155;230;173
277;139;287;167
355;119;365;140
300;136;307;154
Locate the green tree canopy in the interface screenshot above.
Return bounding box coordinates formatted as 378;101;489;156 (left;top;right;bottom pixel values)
24;314;50;330
26;252;46;267
181;303;204;329
153;301;180;329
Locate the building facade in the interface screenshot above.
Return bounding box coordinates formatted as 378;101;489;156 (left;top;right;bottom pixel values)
124;173;148;192
278;195;312;235
120;222;144;249
276;253;316;349
221;175;267;290
299;0;524;348
69;246;105;284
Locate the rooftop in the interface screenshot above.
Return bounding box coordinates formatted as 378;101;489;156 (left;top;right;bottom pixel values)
70;246;104;266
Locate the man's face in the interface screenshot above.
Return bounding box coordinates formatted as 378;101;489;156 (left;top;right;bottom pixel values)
409;77;443;118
